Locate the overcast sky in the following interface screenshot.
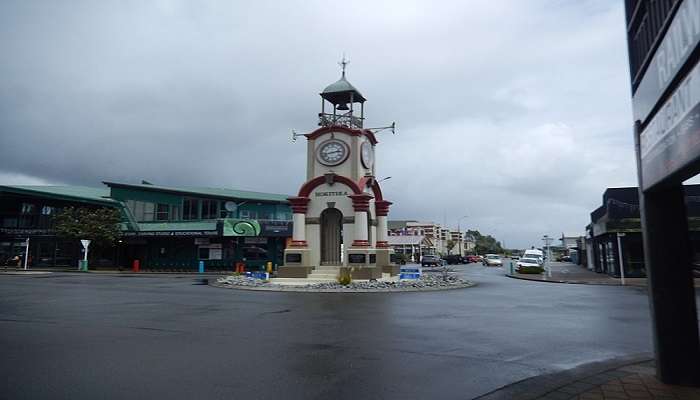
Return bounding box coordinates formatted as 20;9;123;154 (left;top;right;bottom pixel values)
0;0;637;248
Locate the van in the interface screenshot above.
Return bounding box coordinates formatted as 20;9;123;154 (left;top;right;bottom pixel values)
523;249;544;266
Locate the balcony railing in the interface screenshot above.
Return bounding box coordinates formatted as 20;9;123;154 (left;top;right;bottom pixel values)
318;113;364;129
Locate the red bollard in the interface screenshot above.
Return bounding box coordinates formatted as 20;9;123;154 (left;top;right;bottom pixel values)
132;259;140;273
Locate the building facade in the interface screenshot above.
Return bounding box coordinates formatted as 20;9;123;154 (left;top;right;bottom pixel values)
587;185;700;278
0;182;293;270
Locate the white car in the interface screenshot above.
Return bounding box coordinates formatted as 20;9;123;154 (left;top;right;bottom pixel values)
483;254;502;266
523;249;544;266
517;257;542;271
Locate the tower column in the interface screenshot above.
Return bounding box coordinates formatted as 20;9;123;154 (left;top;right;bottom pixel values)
375;200;392;248
288;197;310;247
348;194;372;247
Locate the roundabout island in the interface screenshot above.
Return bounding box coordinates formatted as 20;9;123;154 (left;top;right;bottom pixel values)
211;269;475;293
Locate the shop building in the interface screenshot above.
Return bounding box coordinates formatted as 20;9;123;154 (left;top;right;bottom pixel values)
587;185;700;278
0;182;292;270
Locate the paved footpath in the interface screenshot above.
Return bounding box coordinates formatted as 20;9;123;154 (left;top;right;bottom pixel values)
505;261;700;287
480;358;700;400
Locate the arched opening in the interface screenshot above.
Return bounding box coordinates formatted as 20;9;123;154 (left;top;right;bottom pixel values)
320;208;343;265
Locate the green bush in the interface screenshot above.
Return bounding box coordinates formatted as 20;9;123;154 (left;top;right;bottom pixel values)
517;266;545;274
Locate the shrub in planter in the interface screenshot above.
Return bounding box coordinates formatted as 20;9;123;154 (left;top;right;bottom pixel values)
337;270;352;285
517;266;545;274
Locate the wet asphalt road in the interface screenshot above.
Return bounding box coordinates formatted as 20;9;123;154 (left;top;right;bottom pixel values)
0;264;659;400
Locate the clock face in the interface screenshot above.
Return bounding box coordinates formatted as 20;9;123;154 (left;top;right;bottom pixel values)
361;141;374;169
317;139;349;166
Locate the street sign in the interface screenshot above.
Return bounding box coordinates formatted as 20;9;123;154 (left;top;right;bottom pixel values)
80;240;91;249
640;61;700;190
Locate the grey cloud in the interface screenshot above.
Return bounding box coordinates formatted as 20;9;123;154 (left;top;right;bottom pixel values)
0;0;634;248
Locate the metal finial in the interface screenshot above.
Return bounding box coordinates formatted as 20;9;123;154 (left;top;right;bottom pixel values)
338;54;349;77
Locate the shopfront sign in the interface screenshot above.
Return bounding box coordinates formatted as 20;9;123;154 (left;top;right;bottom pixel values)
0;228;53;235
244;237;267;244
122;230;218;237
632;0;700;124
640;59;700;190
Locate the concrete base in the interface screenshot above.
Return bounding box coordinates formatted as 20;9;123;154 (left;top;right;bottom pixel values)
277;266;314;278
341;266;382;280
382;264;400;276
281;247;313;278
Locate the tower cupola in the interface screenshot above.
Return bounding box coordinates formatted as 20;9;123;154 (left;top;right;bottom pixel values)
319;57;365;129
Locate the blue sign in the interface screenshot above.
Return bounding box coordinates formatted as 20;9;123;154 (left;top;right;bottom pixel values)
251;272;269;280
399;265;421;280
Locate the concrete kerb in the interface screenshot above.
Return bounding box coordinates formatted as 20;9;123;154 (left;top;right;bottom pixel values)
506;273;626;286
209;280;477;293
473;353;654;400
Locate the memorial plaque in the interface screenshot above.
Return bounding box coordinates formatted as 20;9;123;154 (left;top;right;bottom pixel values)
348;254;366;264
285;253;302;263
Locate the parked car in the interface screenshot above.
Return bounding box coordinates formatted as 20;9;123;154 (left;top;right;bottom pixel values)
523;249;544;266
482;254;503;266
466;255;481;264
421;254;441;268
443;255;465;265
517;257;543;272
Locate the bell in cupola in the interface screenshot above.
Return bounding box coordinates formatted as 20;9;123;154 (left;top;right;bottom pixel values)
318;56;366;129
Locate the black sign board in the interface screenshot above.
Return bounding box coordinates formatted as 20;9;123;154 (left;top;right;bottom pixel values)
348;254;366;264
285;253;302;263
260;221;292;237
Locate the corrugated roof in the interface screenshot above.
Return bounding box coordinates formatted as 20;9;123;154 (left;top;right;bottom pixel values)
0;185;118;205
104;182;291;203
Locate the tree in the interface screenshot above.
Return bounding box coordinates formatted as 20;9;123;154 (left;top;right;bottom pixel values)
446;239;456;255
53;206;122;248
466;229;504;254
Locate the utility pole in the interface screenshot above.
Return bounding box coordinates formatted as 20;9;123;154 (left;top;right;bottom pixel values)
542;235;553;277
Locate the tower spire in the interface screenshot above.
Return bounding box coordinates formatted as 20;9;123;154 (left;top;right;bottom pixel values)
338;54;349;77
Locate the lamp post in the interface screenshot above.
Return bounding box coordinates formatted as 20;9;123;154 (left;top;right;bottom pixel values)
457;215;468;257
542;235;553;277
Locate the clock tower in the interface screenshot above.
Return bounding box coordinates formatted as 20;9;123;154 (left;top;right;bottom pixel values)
278;62;396;280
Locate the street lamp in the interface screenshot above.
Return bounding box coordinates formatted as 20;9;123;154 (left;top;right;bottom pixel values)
377;176;392;183
457;215;468;257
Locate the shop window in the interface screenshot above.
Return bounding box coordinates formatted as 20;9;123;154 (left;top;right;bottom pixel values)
142;202;155;221
201;199;219;220
155;204;169;221
276;211;291;220
21;203;36;214
170;206;180;221
239;210;258;219
183;198;199;220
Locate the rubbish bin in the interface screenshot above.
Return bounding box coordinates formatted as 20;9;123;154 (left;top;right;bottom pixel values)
79;260;88;272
